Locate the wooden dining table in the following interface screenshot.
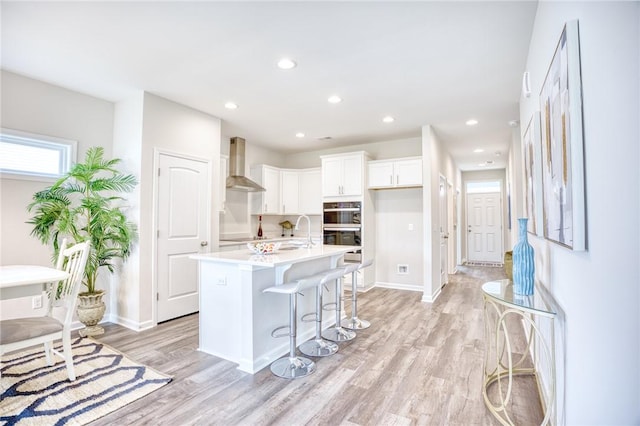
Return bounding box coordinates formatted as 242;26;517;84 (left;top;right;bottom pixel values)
0;265;70;300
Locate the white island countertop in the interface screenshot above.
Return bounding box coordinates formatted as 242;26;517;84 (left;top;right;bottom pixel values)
190;244;354;267
191;243;355;374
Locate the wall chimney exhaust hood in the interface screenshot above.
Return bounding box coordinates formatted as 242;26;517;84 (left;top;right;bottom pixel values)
226;137;265;192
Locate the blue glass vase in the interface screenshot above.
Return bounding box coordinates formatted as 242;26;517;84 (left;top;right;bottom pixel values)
512;218;535;295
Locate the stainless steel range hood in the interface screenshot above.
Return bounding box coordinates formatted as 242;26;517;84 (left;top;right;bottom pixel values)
226;137;265;192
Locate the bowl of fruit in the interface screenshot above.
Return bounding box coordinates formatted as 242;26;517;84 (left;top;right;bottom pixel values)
247;241;281;255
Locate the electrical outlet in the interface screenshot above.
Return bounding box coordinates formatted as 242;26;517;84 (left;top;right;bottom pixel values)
216;276;227;286
397;264;409;275
32;295;43;309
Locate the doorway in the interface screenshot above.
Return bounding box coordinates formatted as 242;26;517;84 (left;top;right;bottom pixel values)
465;181;503;263
155;150;211;323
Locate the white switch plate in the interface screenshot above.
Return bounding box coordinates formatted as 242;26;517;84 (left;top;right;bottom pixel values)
216;277;227;286
32;295;43;309
408;224;414;231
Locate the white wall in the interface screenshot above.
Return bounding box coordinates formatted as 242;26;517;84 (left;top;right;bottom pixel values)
421;125;461;302
284;136;422;169
374;188;423;290
111;92;144;327
0;71;114;318
135;93;221;328
520;2;639;423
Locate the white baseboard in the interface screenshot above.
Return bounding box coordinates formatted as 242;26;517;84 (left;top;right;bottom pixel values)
421;286;442;303
108;314;155;332
374;282;424;292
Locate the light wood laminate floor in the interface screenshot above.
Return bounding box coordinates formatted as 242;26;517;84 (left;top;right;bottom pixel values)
90;266;543;425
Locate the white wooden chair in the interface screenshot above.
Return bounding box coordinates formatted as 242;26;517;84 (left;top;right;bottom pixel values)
0;239;91;381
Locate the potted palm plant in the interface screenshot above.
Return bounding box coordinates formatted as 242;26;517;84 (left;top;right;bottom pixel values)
27;146;137;337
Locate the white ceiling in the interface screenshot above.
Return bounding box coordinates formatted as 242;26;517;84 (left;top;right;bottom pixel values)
1;1;537;171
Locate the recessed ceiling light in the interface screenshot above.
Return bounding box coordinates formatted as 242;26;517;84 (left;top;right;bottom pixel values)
224;102;238;110
473;148;484;153
478;163;486;167
277;58;297;70
295;132;305;138
466;119;479;126
328;95;342;104
382;116;395;123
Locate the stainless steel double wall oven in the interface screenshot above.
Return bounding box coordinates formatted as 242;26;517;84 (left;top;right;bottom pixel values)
322;201;362;262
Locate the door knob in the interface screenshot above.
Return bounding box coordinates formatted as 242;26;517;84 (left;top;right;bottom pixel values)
201;241;209;247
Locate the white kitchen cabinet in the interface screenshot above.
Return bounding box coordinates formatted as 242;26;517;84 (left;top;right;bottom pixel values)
298;168;322;215
250;165;281;215
321;152;367;197
280;170;299;215
250;165;323;215
368;157;422;189
219;155;228;212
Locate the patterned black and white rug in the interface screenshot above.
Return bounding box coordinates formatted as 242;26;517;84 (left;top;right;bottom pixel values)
1;337;171;425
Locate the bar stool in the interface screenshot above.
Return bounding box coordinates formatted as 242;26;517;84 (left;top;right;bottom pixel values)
263;278;318;379
322;263;357;342
342;259;374;330
299;267;347;357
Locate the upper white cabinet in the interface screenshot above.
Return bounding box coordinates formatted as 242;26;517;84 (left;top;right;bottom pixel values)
298;168;322;215
368;157;422;189
280;170;299;215
250;165;321;215
251;165;281;215
321;152;367;197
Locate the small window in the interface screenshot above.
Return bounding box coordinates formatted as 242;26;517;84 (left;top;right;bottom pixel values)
466;181;501;194
0;128;77;181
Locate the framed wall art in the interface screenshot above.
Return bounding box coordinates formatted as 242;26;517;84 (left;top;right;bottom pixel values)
539;20;586;251
523;112;543;236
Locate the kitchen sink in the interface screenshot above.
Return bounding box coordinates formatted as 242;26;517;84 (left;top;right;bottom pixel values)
279;246;302;251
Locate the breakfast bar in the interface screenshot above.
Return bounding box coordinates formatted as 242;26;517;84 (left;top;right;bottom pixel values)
190;244;354;374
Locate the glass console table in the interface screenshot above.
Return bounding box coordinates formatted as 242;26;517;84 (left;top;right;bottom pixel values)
482;279;556;425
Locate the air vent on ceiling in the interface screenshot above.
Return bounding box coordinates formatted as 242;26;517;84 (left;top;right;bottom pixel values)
318;136;332;141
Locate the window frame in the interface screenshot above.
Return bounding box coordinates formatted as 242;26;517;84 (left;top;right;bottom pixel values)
0;128;78;182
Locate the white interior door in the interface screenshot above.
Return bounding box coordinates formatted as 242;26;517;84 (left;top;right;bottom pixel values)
439;176;449;287
466;192;503;263
156;152;210;323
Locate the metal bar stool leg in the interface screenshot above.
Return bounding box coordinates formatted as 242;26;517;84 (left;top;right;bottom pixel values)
265;283;316;379
322;275;356;342
299;279;339;357
342;260;372;330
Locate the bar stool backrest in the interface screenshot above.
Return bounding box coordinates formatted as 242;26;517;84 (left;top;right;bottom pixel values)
359;258;374;270
296;267;346;291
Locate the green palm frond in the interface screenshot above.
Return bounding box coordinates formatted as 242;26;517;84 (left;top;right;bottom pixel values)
27;147;138;293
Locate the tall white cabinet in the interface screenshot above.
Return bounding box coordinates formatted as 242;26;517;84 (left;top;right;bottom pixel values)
320;151;375;290
298;168;322;215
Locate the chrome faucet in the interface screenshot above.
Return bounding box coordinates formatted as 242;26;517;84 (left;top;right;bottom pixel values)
295;214;315;248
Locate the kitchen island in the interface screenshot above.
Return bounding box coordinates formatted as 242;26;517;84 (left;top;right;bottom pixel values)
190;244;354;374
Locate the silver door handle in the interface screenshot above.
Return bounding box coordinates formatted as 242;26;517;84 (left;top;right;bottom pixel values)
201;241;208;246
